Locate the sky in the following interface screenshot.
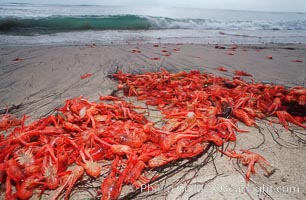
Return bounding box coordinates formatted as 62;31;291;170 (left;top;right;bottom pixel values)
1;0;306;12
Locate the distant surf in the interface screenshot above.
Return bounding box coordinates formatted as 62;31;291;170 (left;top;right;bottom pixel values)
1;15;306;34
1;3;305;44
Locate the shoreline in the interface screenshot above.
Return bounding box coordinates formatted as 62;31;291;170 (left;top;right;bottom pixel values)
1;29;306;46
1;42;306;47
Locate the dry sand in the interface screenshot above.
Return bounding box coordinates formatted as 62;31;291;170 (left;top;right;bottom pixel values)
0;43;305;200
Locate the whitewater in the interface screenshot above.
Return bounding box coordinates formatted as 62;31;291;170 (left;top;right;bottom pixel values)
1;3;306;45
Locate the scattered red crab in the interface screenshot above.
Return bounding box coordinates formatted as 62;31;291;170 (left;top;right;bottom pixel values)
80;73;92;79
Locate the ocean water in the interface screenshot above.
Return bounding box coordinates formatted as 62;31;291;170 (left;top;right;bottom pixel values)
1;3;306;45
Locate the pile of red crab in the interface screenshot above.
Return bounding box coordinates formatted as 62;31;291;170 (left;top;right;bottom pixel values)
0;69;305;200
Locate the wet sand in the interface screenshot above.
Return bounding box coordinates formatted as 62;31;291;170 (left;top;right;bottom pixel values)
0;43;305;199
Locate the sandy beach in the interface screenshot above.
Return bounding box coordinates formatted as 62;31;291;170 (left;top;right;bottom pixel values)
0;43;306;200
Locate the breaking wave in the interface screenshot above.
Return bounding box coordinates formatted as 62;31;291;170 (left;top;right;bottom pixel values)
1;14;305;34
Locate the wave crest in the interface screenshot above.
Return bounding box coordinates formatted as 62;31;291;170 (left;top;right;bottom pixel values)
1;15;305;34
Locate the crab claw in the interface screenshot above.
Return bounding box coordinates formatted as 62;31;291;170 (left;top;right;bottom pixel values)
221;149;271;182
275;111;306;129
